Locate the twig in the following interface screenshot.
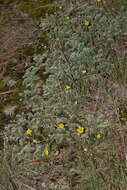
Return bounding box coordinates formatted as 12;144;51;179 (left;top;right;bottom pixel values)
116;128;127;131
21;157;49;165
0;89;18;95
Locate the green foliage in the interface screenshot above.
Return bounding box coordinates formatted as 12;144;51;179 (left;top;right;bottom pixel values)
1;0;127;189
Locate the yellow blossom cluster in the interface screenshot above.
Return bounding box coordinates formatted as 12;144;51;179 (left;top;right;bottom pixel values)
43;149;49;156
84;20;90;26
59;6;63;9
96;134;102;139
65;85;71;90
58;123;65;128
26;129;32;135
76;126;84;134
82;69;87;74
84;148;88;152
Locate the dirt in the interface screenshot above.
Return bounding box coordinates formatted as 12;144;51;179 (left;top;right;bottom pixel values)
0;0;37;63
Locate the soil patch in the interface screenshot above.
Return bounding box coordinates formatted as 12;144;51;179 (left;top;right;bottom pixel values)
0;0;36;63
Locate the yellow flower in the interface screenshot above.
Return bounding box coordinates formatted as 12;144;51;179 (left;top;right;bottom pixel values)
26;129;32;135
65;85;71;90
58;123;65;128
84;20;90;26
84;148;88;152
82;69;87;74
76;126;84;134
43;149;49;156
96;134;101;139
33;139;40;144
66;16;70;20
74;100;78;105
86;153;93;157
96;0;102;2
59;6;63;9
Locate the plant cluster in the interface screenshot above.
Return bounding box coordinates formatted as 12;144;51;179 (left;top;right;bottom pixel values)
1;0;127;189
